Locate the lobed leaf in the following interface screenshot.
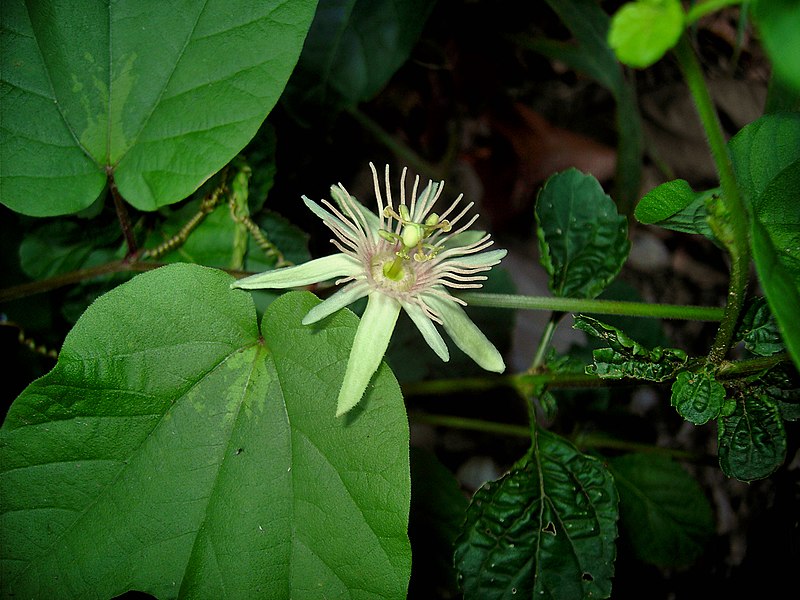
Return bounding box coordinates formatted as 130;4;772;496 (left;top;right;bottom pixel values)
1;0;317;216
0;264;411;599
454;429;618;599
609;453;714;568
535;169;630;299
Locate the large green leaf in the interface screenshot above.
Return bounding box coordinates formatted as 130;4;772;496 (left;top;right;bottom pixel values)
1;0;317;217
0;264;411;598
281;0;436;122
536;169;630;299
454;429;618;599
609;454;713;568
729;112;800;371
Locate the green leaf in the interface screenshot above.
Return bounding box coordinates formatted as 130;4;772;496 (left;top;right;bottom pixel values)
729;112;800;371
1;0;317;216
718;393;786;481
536;169;630;299
670;370;726;425
634;179;719;241
753;0;800;92
454;429;618;599
281;0;436;122
737;297;784;356
609;454;713;568
0;264;411;598
574;315;688;382
607;0;684;69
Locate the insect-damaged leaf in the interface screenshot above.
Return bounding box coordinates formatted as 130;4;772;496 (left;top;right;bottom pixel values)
454;428;617;599
574;315;688;382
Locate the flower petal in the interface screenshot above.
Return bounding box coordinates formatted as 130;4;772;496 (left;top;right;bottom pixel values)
302;196;358;239
424;294;505;373
401;301;449;362
231;254;360;290
337;293;401;417
302;281;371;325
450;248;507;268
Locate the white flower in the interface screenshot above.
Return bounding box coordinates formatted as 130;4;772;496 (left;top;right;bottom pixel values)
232;163;506;416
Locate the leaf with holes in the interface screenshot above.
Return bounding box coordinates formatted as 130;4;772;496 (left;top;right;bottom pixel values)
454;428;618;599
0;264;411;599
1;0;317;216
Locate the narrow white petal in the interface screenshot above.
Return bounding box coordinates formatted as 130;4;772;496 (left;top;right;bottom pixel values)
231;254;360;290
424;293;505;373
336;293;402;417
302;196;357;238
302;282;371;325
447;248;507;268
401;301;449;362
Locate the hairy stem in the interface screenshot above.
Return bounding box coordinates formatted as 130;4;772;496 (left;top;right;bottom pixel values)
109;174;138;258
458;292;724;321
674;34;751;363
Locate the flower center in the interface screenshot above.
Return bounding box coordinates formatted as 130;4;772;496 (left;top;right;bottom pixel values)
372;253;416;292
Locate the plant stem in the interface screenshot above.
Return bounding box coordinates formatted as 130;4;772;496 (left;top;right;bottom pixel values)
109;174;138;258
673;34;751;363
458;292;724;321
685;0;742;25
531;314;561;370
0;260;160;303
401;371;609;398
716;352;791;379
410;412;530;438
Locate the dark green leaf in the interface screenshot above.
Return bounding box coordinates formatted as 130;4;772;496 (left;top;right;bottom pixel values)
409;447;468;596
1;0;317;216
454;429;617;599
670;370;726;425
607;0;684;69
281;0;436;122
738;297;784;356
609;454;713;568
0;264;411;598
730;112;800;371
574;315;687;382
536;169;630;299
718;394;786;481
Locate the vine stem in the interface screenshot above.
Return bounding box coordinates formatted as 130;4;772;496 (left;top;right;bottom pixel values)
109;173;138;258
673;34;751;363
458;292;724;321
